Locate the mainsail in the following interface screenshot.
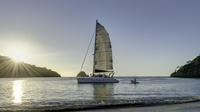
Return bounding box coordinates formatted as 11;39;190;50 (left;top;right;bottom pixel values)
93;21;113;74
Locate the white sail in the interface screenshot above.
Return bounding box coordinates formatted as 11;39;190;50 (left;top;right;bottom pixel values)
93;21;113;74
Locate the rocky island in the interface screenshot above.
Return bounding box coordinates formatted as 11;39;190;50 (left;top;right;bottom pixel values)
171;55;200;78
0;55;61;77
77;71;89;77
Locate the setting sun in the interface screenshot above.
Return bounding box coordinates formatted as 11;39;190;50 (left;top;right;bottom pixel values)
7;46;29;62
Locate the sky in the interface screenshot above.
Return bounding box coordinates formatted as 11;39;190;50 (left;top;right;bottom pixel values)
0;0;200;77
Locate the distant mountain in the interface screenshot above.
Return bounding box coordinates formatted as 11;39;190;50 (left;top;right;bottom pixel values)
0;55;61;77
171;56;200;78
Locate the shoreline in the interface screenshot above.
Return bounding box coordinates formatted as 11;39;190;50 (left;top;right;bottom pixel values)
0;98;199;112
77;101;200;112
62;96;200;111
76;101;200;112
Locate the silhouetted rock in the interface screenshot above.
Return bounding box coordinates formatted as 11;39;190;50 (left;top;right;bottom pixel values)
0;55;61;77
77;71;89;77
171;56;200;78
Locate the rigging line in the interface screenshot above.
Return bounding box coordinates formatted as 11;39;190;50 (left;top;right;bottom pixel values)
80;27;95;71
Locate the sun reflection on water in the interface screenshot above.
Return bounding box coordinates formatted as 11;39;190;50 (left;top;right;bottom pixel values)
13;80;24;104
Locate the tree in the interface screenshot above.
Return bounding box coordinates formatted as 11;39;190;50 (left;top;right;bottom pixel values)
187;60;192;64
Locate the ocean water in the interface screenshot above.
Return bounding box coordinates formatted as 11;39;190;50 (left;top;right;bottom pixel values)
0;77;200;111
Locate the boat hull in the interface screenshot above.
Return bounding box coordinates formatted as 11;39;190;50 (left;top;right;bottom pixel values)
77;77;119;83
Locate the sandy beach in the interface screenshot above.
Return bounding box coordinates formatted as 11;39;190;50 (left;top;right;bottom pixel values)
77;101;200;112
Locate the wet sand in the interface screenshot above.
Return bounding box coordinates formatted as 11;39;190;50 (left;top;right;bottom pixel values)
77;101;200;112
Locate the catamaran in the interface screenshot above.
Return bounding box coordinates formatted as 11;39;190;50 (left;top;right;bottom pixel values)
77;20;119;83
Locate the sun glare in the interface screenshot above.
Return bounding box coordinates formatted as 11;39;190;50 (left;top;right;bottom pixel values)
7;46;29;62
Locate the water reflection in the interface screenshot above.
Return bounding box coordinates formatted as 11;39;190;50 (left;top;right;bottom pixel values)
13;80;24;104
93;84;113;101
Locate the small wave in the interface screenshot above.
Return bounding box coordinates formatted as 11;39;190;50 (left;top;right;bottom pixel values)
0;96;199;112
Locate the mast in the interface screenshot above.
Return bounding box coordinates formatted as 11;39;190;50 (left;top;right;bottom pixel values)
92;20;98;75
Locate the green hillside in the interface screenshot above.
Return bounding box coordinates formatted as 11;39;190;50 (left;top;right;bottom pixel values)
171;56;200;78
0;55;61;77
